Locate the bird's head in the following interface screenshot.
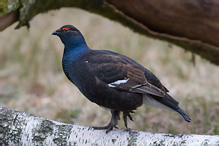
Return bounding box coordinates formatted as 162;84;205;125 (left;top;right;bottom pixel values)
52;25;86;46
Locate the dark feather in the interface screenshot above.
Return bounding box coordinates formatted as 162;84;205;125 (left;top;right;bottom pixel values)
87;50;167;98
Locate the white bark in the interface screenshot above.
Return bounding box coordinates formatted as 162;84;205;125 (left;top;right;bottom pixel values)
0;107;218;146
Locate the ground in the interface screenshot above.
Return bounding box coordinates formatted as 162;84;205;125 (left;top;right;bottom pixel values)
0;8;218;135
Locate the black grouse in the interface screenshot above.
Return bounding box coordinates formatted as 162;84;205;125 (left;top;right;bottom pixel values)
52;25;191;133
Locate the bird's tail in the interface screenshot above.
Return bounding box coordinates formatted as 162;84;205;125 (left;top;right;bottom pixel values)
160;93;191;122
176;107;191;122
144;93;191;122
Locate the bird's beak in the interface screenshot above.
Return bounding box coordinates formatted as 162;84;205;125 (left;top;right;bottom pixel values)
52;28;62;36
52;31;59;35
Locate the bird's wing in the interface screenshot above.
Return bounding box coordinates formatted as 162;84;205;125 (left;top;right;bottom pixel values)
88;53;166;98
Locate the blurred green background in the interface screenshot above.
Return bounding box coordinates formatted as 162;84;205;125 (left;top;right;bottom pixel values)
0;8;218;135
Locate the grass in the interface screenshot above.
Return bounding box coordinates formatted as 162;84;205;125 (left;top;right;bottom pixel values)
0;8;218;135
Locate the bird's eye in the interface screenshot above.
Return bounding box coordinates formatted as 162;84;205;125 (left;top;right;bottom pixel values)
62;27;70;32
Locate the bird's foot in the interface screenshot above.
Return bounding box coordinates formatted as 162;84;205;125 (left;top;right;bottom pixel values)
92;123;114;133
93;110;120;133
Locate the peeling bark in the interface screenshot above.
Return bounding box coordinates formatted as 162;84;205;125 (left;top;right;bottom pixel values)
0;107;219;145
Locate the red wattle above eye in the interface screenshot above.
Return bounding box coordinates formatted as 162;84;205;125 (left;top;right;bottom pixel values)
62;27;69;31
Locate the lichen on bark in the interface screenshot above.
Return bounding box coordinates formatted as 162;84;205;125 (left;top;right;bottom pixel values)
1;107;219;145
0;107;25;145
0;0;20;17
127;130;139;146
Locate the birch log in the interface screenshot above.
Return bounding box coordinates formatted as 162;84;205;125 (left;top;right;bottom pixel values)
0;107;218;145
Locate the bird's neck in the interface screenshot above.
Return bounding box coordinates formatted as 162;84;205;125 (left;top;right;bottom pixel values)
62;43;91;80
63;43;90;61
62;42;90;79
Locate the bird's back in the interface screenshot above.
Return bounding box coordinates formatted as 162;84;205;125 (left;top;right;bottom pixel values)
89;50;168;92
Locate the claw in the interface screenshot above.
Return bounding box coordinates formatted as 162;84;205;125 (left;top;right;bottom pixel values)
114;125;119;129
106;127;113;133
130;110;135;113
122;111;135;128
127;113;134;122
123;113;128;128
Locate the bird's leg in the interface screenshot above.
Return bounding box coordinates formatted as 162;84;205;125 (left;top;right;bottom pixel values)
123;111;134;128
123;113;128;128
93;110;120;133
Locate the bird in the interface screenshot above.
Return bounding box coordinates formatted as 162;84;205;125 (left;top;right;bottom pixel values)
52;25;191;133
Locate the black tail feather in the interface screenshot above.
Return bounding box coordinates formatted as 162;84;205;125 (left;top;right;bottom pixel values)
151;93;191;122
176;108;191;122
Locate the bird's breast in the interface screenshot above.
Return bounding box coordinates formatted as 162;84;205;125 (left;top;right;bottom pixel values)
62;57;74;82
